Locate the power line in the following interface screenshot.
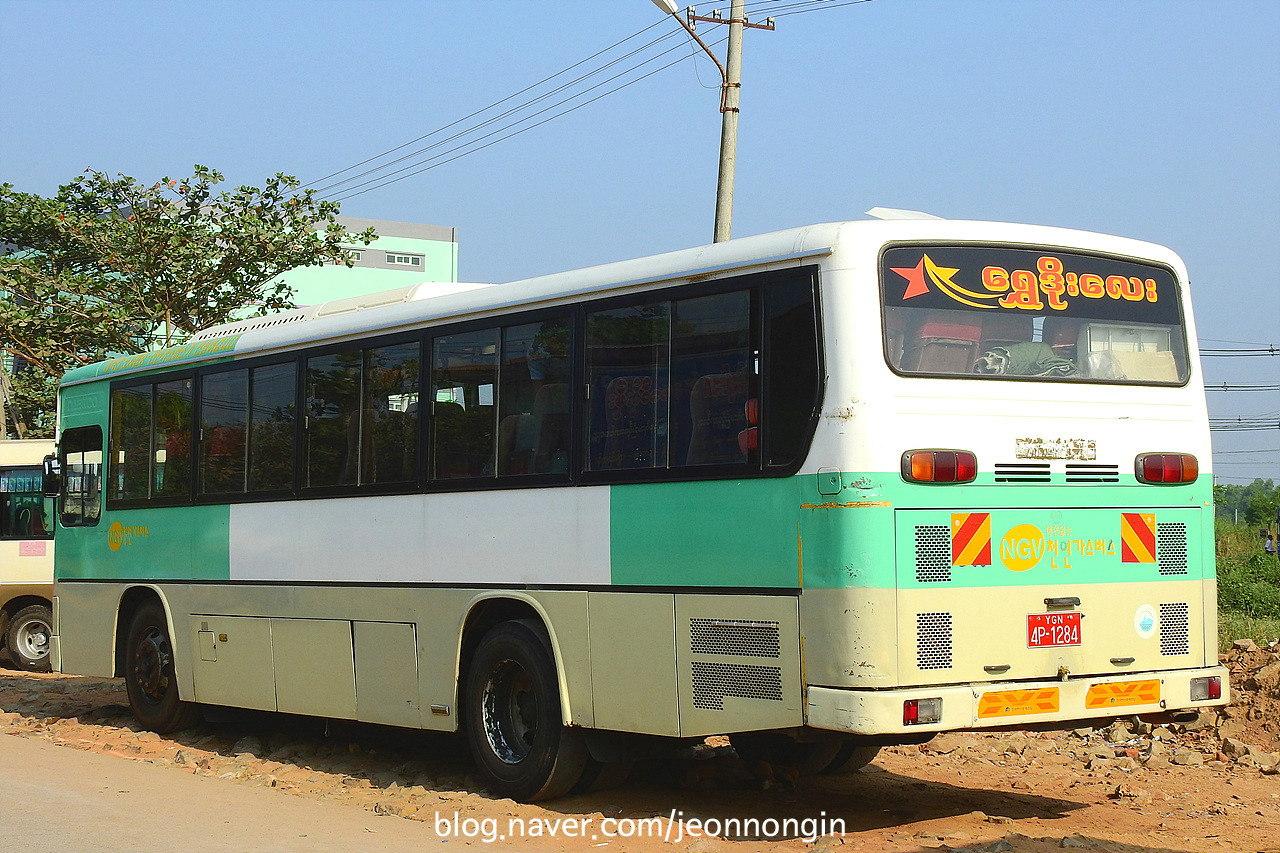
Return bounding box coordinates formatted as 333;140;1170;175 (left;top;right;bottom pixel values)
304;19;673;193
323;34;729;204
313;27;689;198
1201;346;1280;357
1205;383;1280;391
306;1;872;205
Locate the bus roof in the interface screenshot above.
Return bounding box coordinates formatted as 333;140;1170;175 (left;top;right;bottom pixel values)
59;218;1185;387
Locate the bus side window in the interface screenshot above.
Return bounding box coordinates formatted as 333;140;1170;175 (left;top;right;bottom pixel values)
672;290;751;467
431;330;499;479
201;369;250;495
585;302;671;471
763;276;821;468
109;386;151;502
60;426;103;528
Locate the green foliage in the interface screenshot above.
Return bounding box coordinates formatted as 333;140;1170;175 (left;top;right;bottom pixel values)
0;166;375;438
1214;477;1278;525
1215;516;1280;649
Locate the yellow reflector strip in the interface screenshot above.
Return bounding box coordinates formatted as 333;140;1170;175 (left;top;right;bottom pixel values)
977;687;1060;718
1085;679;1161;709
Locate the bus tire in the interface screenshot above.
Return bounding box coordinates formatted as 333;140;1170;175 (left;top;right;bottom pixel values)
6;604;53;672
729;732;844;776
464;619;588;802
820;742;881;774
124;600;200;734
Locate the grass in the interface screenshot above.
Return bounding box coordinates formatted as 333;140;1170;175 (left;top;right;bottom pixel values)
1215;518;1280;651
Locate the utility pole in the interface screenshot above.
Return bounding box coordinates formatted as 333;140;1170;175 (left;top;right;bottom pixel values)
652;1;773;242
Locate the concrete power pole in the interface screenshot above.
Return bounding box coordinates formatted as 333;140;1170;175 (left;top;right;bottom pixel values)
652;1;773;242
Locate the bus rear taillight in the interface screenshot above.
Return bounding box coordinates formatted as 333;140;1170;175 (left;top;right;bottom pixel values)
901;450;977;484
1190;676;1221;701
1135;453;1198;484
903;698;943;725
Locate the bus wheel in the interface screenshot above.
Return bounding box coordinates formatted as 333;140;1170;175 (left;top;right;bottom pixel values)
6;604;52;672
820;742;881;774
464;620;588;802
729;732;844;775
124;600;199;734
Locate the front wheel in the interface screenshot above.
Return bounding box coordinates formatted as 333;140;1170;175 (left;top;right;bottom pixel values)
464;620;587;801
124;600;200;733
6;604;53;672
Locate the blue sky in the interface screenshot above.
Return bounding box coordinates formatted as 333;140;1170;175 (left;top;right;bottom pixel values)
3;0;1278;481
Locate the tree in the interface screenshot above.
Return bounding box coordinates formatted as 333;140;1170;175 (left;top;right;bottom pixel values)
0;166;375;437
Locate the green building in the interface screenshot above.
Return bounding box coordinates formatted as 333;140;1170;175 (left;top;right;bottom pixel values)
278;216;458;305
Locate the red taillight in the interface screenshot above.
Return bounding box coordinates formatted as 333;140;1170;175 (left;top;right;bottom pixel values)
902;450;977;484
1135;453;1198;484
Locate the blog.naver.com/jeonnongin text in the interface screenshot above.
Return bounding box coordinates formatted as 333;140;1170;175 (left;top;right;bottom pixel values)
434;809;845;844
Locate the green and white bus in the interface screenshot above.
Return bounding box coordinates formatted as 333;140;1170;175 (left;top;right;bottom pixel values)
48;218;1228;800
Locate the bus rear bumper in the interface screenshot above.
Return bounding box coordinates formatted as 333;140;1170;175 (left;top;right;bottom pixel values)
805;666;1230;735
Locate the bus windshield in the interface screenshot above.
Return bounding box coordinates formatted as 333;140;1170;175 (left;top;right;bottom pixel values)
881;244;1189;385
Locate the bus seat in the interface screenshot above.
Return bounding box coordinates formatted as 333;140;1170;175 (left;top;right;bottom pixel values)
902;318;982;373
685;372;748;465
980;314;1033;353
1042;317;1080;362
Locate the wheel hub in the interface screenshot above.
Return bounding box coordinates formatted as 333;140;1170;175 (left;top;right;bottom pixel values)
133;628;171;703
481;659;539;764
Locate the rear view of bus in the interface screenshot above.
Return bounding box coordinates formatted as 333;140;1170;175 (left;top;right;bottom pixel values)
802;223;1227;739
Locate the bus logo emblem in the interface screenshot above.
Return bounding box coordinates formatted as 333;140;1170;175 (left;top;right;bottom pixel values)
1000;524;1045;572
107;520;150;552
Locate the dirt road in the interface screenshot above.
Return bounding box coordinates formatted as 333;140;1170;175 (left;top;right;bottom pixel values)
1;642;1277;853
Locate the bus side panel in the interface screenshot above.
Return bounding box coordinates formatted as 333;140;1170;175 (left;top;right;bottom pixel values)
588;591;678;735
143;584;595;733
674;593;803;737
53;581;126;677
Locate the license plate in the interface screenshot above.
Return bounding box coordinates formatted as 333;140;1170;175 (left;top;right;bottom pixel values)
1027;612;1081;647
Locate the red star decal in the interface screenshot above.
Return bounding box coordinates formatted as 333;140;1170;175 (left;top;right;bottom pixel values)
891;258;929;299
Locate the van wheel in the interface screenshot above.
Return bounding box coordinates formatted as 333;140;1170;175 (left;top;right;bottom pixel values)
124;600;199;733
6;604;52;672
464;620;587;801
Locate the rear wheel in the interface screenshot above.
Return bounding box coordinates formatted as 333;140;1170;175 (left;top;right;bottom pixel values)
464;620;587;801
124;600;200;733
820;742;881;774
729;732;844;775
5;604;52;672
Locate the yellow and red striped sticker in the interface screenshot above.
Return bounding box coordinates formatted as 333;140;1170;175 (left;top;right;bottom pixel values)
1121;512;1156;563
951;512;992;566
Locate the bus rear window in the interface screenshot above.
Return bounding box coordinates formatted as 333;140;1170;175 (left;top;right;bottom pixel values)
880;245;1189;385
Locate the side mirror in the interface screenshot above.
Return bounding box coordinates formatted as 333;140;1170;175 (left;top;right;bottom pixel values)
42;454;61;498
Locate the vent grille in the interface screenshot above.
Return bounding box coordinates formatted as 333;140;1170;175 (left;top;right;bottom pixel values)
189;310;311;341
1065;464;1120;483
994;463;1052;483
1159;602;1190;656
916;612;953;670
690;619;780;658
915;525;952;583
1157;523;1189;576
690;662;783;710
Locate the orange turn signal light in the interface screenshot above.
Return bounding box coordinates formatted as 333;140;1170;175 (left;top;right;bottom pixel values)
901;450;977;484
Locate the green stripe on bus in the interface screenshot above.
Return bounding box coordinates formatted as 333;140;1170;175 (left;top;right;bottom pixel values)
608;478;805;588
56;504;232;581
